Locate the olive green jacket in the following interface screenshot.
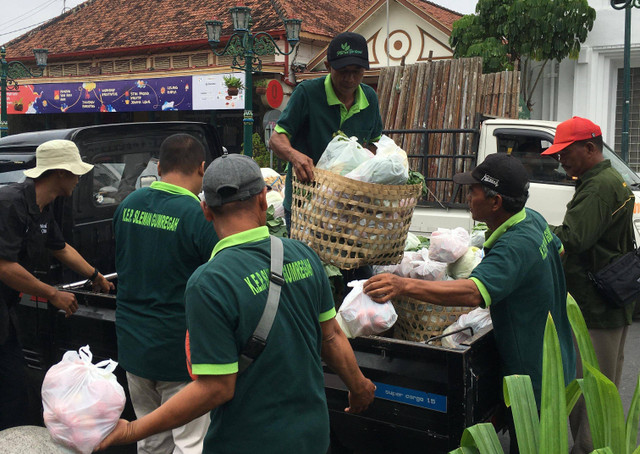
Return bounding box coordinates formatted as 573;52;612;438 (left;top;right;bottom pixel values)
551;160;636;328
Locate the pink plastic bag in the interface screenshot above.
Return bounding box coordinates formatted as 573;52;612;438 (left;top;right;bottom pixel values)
42;345;126;454
337;280;397;338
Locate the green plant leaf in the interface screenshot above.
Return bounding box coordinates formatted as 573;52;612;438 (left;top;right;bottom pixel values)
632;445;640;454
539;313;568;454
581;362;625;453
625;374;640;454
591;448;615;454
566;379;583;415
449;447;480;454
459;423;504;453
503;375;539;454
566;294;600;371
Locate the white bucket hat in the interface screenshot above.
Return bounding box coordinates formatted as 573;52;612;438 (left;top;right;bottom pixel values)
24;140;94;178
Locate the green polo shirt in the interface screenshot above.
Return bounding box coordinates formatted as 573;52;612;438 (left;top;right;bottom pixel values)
551;160;636;328
114;181;218;381
185;226;336;454
275;74;383;211
469;208;576;405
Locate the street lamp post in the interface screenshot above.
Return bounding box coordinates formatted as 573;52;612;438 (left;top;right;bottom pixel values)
1;46;48;138
611;0;639;163
205;6;301;157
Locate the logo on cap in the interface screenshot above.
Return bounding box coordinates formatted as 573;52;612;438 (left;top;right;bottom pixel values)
337;43;363;57
480;174;499;188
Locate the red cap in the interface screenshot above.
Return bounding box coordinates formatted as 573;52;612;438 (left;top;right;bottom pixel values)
541;116;602;155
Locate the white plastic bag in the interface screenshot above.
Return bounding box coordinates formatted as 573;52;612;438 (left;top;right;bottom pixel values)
408;257;448;281
337;280;397;338
428;227;471;263
345;135;409;184
316;135;373;175
441;308;493;349
42;345;126;454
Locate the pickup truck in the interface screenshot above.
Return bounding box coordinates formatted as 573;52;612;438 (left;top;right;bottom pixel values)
408;118;640;239
0;122;224;452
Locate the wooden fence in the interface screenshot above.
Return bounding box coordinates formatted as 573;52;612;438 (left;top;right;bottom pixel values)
376;57;520;204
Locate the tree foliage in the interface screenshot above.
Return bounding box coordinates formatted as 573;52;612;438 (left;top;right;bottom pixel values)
449;0;596;111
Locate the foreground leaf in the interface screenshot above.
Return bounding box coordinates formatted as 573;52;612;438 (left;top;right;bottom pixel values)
449;447;479;454
591;448;615;454
539;314;569;454
566;294;599;371
459;423;504;454
582;363;625;453
504;375;539;454
566;379;583;415
625;374;640;454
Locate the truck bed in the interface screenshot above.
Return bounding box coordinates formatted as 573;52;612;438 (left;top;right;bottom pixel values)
326;327;501;454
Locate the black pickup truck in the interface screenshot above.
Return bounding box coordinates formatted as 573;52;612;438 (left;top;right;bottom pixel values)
1;122;500;454
0;122;224;445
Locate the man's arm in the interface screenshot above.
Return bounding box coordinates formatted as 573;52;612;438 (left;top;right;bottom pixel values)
50;244;114;293
320;317;376;414
364;273;482;307
269;131;315;182
96;374;236;450
0;258;78;317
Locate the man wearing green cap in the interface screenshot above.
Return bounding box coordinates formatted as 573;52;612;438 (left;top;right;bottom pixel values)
0;139;113;430
542;116;635;454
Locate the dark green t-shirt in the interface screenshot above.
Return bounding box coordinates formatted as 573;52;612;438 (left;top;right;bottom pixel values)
275;75;383;210
114;181;218;381
185;226;336;454
470;208;576;405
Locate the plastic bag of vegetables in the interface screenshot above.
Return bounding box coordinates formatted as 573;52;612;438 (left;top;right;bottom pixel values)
336;280;397;338
316;134;373;175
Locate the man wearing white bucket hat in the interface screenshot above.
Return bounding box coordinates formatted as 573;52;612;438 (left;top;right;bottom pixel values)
0;139;113;430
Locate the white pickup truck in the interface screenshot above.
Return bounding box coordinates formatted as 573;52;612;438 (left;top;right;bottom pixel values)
409;118;640;241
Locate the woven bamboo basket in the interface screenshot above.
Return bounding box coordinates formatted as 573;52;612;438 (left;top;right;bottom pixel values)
291;168;422;270
392;297;472;344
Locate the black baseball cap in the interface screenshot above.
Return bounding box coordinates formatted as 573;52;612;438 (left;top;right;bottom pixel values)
327;32;370;70
453;153;529;198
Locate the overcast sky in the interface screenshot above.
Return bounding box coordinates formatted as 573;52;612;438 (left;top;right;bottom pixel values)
1;0;479;50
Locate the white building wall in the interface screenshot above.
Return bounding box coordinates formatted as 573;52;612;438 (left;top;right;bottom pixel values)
532;0;640;148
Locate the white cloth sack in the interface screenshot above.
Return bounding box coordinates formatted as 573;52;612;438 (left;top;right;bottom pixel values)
316;135;373;175
337;280;397;338
42;345;126;454
441;308;493;349
428;227;471;263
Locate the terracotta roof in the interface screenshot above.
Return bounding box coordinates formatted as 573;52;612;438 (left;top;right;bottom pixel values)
411;0;463;30
4;0;374;60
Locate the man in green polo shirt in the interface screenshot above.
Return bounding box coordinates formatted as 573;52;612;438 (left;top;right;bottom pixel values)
364;154;576;453
270;31;383;231
540;117;636;454
113;134;218;454
98;153;375;453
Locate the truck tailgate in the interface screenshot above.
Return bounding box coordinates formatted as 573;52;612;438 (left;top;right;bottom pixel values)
325;327;501;453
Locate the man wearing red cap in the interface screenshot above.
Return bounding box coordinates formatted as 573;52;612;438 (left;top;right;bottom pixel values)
542;116;635;454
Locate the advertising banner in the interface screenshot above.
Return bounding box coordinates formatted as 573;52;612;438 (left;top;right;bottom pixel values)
6;76;192;114
192;73;245;111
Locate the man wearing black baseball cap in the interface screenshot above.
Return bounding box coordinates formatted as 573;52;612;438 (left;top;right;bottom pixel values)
270;31;382;230
365;153;576;451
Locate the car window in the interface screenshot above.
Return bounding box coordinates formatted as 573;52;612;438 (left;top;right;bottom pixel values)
497;135;572;184
0;153;35;187
92;153;158;205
